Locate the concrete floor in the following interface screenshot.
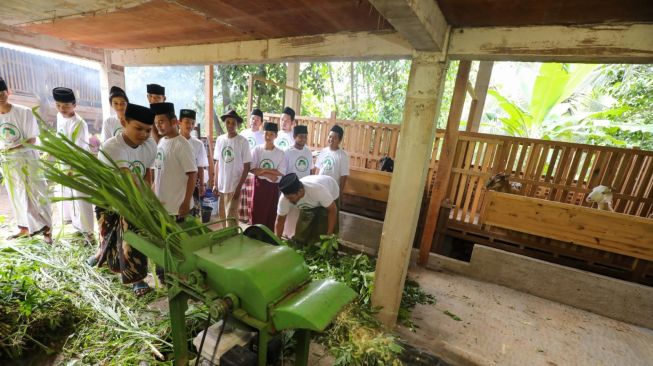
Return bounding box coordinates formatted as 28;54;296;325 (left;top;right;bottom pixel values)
398;266;653;366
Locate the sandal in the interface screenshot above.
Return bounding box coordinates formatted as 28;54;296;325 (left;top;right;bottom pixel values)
133;281;151;297
31;226;53;245
7;229;29;240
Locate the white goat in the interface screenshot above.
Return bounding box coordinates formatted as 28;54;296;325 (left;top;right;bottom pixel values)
586;185;615;211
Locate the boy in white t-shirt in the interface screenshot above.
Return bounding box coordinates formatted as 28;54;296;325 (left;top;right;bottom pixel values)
146;83;166;144
250;122;287;229
275;173;339;246
151;102;197;218
282;124;313;237
238;108;265;224
315;124;349;197
100;86;128;142
274;106;296;150
53;87;95;242
179;108;208;215
212;109;251;228
93;103;157;296
0;76;52;243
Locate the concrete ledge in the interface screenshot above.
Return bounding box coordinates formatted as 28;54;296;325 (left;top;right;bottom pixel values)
426;245;653;330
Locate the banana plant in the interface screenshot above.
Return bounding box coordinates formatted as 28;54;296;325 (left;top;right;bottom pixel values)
488;63;599;140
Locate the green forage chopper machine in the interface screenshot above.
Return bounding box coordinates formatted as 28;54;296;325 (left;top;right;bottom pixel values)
125;220;355;366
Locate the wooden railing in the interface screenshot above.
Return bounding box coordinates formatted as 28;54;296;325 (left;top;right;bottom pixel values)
437;132;653;229
265;113;402;170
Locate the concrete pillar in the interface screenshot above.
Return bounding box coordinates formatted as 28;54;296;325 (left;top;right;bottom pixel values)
284;62;301;113
99;50;125;120
371;52;447;328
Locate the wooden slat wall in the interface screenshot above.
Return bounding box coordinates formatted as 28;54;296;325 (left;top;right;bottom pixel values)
0;47;101;107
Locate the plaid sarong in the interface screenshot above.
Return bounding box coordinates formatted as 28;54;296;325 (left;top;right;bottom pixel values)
238;174;254;223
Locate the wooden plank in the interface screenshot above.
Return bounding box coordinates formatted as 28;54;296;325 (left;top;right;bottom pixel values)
481;191;653;261
448;24;653;63
466;61;494;132
632;157;653;216
204;65;215;185
470;142;497;225
342;167;392;202
560;147;582;202
418;60;471;265
112;30;413;66
461;142;484;223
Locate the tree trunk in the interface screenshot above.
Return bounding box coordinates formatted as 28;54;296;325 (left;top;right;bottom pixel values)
218;65;231;110
350;62;356;116
328;63;338;114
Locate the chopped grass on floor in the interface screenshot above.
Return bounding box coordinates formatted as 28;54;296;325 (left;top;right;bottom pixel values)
298;245;437;365
0;236;206;365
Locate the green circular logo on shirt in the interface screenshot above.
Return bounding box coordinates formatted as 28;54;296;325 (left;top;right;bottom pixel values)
155;149;165;169
129;160;146;176
276;139;289;148
295;157;309;172
247;137;256;148
222;146;235;163
260;159;274;169
322;156;334;171
0;123;21;145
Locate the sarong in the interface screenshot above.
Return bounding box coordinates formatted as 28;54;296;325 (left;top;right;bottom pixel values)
95;207;148;284
251;177;280;230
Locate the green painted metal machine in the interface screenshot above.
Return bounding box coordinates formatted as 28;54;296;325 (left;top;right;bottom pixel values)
124;219;355;366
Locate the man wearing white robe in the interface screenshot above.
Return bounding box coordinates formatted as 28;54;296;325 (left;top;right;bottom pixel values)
53;87;95;240
0;76;52;243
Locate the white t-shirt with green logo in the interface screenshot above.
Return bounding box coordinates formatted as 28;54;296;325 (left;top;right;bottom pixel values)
154;135;198;215
284;145;313;179
56;112;89;150
99;134;156;179
101;116;123;143
188;136;209;168
274;130;294;150
213;134;252;193
251;144;287;183
315;147;350;182
240;128;264;150
277;175;339;216
0;104;37;151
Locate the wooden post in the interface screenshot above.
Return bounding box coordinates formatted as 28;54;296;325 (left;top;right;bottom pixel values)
205;65;215;186
418;60;472;265
99;51;125;121
466;61;494;132
371;52;447;328
285;62;301;114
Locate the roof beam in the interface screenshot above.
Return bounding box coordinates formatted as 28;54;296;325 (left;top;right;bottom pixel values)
448;23;653;63
110;31;413;66
368;0;448;51
0;24;104;62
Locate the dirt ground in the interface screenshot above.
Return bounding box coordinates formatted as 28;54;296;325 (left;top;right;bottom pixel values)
397;266;653;366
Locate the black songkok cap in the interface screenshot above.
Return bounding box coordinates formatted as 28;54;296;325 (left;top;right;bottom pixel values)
125;103;155;125
146;83;165;95
52;87;76;103
180;109;196;120
282;106;295;120
330;124;344;139
109;86;129;103
263;122;278;133
220;109;243;124
251;108;263;119
293;125;308;136
0;77;7;92
279;173;302;195
150;102;175;115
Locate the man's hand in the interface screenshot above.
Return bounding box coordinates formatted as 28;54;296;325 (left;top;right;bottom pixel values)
199;184;206;198
178;200;191;217
212;186;221;196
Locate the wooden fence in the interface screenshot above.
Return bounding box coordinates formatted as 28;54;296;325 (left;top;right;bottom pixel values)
441;132;653;230
265;113;401;170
